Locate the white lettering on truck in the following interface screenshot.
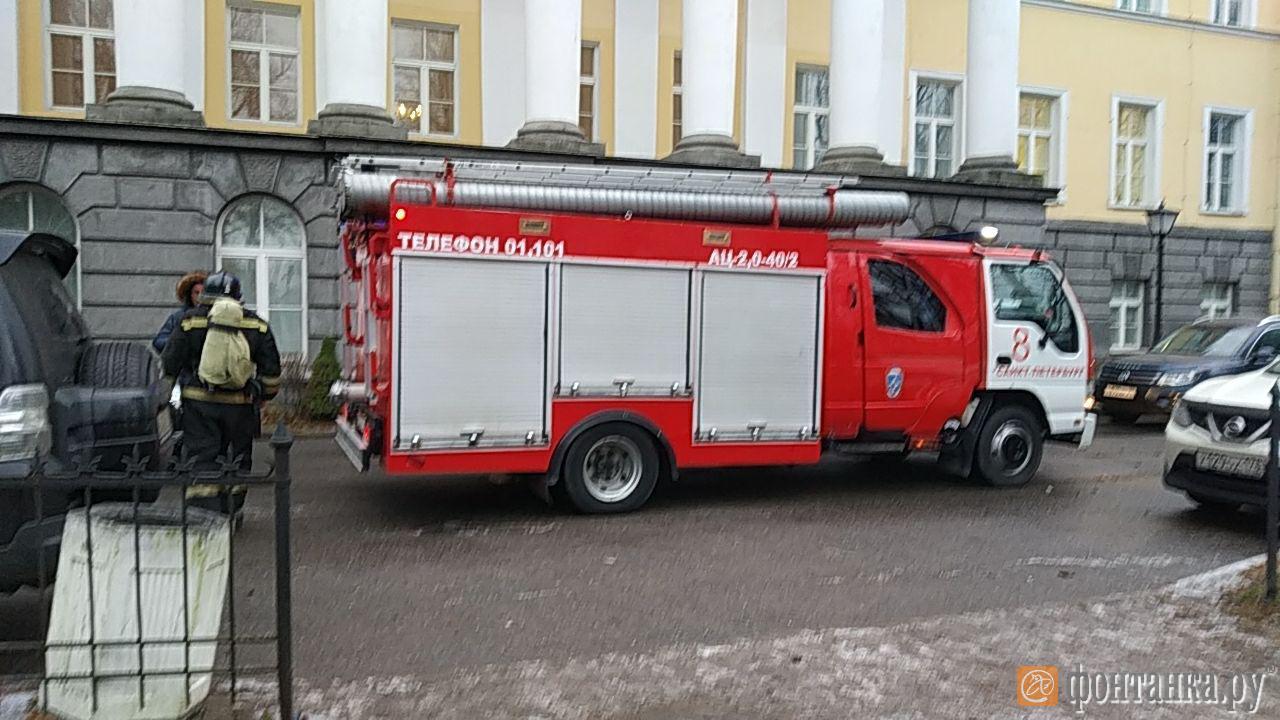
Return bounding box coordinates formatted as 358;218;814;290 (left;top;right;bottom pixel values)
397;231;564;259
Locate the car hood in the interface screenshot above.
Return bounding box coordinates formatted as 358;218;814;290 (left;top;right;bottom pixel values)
1102;352;1242;372
1183;368;1278;410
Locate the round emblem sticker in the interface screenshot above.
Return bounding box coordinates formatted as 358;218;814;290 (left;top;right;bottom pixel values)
886;367;904;399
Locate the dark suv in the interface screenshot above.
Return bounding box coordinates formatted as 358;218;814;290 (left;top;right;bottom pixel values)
0;230;172;591
1094;317;1280;423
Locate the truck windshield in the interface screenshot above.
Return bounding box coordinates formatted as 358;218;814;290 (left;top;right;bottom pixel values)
1151;325;1253;356
989;262;1078;353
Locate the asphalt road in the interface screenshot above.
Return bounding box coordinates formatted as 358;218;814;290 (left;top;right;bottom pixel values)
0;420;1268;696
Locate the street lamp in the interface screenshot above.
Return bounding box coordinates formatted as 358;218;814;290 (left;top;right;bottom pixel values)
1146;201;1180;346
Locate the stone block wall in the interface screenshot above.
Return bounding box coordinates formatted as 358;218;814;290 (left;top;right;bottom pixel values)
0;133;337;357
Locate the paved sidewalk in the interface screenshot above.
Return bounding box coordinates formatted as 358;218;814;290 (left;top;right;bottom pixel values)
226;556;1278;719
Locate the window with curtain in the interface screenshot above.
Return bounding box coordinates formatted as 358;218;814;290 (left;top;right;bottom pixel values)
46;0;115;109
1211;0;1245;25
391;21;457;135
1204;112;1244;213
1117;0;1155;13
792;66;829;171
217;196;307;356
1017;94;1059;184
1200;283;1234;320
228;3;300;124
579;43;598;142
1112;102;1154;208
913;79;958;178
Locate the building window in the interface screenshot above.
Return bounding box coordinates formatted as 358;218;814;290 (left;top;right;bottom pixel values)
46;0;115;109
0;184;80;305
792;66;829;171
1204;111;1245;213
228;3;300;124
579;43;598;142
672;51;682;148
1017;93;1062;186
1117;0;1156;13
1210;0;1247;26
391;21;457;136
1111;101;1157;208
1108;280;1145;351
217;196;307;355
1200;283;1234;320
912;78;959;178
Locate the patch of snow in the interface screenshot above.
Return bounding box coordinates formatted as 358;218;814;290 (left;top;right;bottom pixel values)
1171;553;1266;599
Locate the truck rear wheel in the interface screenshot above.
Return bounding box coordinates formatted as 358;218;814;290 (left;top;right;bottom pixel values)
558;422;660;513
972;405;1043;487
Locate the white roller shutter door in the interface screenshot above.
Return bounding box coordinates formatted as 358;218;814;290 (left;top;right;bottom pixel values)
559;265;690;396
697;271;821;441
395;256;549;448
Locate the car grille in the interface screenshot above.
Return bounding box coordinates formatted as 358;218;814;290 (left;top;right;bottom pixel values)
1183;400;1271;442
1097;363;1161;386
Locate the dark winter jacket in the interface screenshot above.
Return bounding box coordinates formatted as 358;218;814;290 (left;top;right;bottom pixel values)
162;302;283;405
153;306;188;353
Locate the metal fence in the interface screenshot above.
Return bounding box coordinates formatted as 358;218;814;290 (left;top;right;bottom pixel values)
0;424;294;719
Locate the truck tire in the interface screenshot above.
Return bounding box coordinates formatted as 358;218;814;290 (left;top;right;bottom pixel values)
557;422;661;513
77;341;160;389
972;404;1043;487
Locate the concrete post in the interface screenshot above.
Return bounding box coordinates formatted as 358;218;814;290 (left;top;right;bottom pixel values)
508;0;604;155
816;0;904;175
954;0;1039;186
86;0;204;126
663;0;758;167
309;0;405;139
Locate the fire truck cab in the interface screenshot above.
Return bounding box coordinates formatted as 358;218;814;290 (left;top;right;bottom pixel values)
333;157;1096;513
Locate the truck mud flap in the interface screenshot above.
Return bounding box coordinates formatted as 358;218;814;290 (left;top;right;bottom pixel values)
335;415;371;472
938;397;994;477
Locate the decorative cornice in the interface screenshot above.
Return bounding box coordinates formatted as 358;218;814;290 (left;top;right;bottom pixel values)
1023;0;1280;41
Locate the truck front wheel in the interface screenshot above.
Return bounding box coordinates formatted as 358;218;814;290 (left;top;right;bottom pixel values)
973;405;1043;487
557;422;660;513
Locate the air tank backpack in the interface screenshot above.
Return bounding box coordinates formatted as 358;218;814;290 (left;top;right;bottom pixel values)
198;297;256;390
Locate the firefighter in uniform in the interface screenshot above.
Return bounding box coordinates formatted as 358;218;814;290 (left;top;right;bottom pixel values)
161;271;282;514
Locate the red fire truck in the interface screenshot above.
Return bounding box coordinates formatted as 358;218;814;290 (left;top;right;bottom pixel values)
332;156;1096;513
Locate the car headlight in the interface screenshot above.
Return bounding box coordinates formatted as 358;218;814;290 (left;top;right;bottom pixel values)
1170;400;1192;427
1156;370;1202;387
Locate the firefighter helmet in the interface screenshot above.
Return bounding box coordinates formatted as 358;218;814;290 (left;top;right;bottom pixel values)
201;271;243;302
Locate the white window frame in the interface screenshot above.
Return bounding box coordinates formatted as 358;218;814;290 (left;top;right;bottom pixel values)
672;50;682;148
389;20;460;138
1201;106;1252;215
1209;0;1254;27
1108;95;1163;210
1017;86;1069;203
1199;283;1235;320
907;70;965;179
792;64;829;171
226;2;301;126
44;0;115;110
215;196;309;357
579;42;599;143
1116;0;1165;14
1109;280;1146;351
0;183;81;308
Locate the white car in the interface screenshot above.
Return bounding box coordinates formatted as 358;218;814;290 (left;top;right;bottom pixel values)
1164;362;1277;509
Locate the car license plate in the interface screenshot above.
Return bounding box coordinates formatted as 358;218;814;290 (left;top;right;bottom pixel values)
1195;451;1266;480
1102;384;1137;400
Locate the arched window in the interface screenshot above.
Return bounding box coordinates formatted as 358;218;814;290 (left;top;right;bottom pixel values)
0;184;80;305
216;195;307;355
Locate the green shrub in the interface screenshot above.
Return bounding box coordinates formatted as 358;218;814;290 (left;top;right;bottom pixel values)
303;337;341;421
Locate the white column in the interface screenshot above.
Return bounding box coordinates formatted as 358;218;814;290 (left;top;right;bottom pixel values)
878;0;906;165
0;0;17;114
742;0;787;168
963;0;1020;165
680;0;737;139
613;0;659;158
482;0;526;146
316;0;389;110
827;0;882;151
113;0;187;96
524;0;582;127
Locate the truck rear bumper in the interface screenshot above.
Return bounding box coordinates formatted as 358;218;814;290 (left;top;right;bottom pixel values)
335;415;371;472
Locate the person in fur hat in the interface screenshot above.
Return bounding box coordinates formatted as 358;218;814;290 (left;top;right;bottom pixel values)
153;271;207;352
